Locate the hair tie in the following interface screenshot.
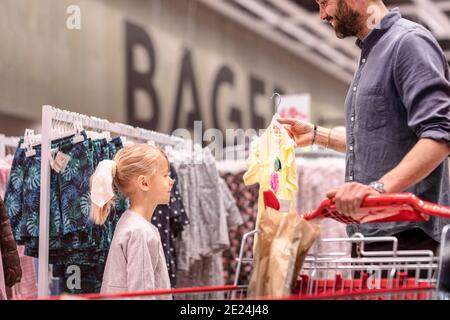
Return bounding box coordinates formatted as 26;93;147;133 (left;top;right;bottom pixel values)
111;161;117;179
91;160;116;208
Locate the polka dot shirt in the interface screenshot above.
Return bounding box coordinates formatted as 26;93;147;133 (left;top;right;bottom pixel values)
151;165;189;288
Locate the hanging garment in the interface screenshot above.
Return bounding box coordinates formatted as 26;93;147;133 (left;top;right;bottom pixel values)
220;171;258;286
175;177;242;298
173;162;201;271
172;145;241;291
52;136;129;294
5;134;86;247
243;116;298;250
4;134;128;294
152;164;189;288
20;133;94;257
0;198;22;289
0;157;12;199
4;140;26;245
172;146;222;270
176;252;226;300
101;210;171;299
219;177;244;233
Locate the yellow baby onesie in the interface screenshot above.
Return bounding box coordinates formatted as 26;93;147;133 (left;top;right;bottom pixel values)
243;116;298;232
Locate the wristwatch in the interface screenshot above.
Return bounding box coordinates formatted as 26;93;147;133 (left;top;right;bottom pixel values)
369;181;386;194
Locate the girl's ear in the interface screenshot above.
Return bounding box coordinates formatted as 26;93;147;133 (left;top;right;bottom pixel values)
137;175;150;191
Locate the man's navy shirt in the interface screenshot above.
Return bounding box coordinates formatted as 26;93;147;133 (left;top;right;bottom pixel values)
345;8;450;241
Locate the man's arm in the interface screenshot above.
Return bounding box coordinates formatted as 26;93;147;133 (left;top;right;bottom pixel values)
277;119;347;153
380;138;450;193
328;138;449;215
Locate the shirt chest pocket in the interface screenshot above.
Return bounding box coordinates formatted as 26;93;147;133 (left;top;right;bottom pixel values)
357;87;387;131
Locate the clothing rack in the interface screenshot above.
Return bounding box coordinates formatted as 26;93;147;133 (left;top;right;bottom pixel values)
0;134;20;159
38;105;185;297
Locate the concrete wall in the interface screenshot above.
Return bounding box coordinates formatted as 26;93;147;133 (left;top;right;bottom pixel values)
0;0;349;136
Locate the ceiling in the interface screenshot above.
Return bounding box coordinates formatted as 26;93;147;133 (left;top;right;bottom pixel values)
198;0;450;84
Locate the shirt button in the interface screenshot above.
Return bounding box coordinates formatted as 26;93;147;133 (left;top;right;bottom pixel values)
353;86;357;92
351;117;355;122
362;58;366;63
349;176;354;181
349;146;354;151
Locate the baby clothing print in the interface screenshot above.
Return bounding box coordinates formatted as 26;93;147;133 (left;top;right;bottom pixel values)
243;117;298;235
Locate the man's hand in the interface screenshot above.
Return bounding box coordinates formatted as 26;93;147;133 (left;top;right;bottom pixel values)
278;117;347;152
326;182;380;216
277;118;315;148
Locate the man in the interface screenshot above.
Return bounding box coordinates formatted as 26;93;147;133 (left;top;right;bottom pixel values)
279;0;450;254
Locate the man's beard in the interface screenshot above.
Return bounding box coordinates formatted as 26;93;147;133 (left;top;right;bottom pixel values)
330;0;362;39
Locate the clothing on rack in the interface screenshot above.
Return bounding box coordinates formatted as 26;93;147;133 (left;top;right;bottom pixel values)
0;146;28;300
152;164;189;288
53;136;129;294
220;171;259;286
170;145;242;295
7;107;188;297
0;156;13;198
4;134;129;294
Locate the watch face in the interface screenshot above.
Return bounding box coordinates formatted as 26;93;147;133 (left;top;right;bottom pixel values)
370;181;385;193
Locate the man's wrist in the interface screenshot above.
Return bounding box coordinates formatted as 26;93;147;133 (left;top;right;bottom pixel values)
315;126;331;147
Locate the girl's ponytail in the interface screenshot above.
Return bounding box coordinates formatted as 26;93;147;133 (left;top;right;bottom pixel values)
90;160;117;225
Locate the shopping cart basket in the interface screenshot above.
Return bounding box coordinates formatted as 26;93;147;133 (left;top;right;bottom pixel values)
232;193;450;300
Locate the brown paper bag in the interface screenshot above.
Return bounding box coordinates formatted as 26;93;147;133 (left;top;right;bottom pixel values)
248;207;320;298
247;206;281;297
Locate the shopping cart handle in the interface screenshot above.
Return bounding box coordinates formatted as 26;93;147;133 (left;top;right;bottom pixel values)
302;192;450;224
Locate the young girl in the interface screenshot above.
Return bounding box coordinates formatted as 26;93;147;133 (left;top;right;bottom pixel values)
90;143;174;298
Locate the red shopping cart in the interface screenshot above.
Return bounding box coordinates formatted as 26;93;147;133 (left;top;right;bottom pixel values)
231;193;450;300
302;192;450;224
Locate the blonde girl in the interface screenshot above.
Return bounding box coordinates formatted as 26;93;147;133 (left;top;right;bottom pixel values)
90;144;174;298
